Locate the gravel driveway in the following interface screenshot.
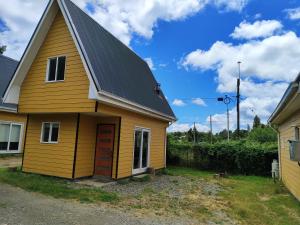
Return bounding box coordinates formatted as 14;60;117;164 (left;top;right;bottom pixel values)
0;183;198;225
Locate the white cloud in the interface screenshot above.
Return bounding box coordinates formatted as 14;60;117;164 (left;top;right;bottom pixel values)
0;0;249;59
0;0;48;59
168;122;210;132
285;7;300;20
230;20;283;40
254;13;262;19
182;28;299;129
172;98;186;106
213;0;249;12
192;98;207;106
144;57;155;70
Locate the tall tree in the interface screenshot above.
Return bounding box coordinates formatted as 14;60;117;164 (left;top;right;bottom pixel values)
253;115;261;128
0;45;6;54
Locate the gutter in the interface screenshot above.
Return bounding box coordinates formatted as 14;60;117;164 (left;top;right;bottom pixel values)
268;81;299;123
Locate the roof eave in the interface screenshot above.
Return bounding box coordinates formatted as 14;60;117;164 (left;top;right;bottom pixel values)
268;81;299;124
97;90;177;122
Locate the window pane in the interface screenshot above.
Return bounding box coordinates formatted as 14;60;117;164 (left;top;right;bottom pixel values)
296;127;299;141
56;56;66;81
51;123;59;142
142;131;149;168
42;123;50;142
9;125;21;151
133;130;142;169
0;124;10;151
48;58;57;81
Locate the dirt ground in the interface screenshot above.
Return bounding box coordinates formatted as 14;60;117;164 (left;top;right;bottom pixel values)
0;183;201;225
0;157;22;168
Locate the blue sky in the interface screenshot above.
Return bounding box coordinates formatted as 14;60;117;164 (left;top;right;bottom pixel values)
1;0;300;132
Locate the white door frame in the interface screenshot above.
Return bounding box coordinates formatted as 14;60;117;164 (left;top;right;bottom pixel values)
132;127;151;174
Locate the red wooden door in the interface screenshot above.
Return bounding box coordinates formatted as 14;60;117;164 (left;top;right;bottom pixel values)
94;124;115;177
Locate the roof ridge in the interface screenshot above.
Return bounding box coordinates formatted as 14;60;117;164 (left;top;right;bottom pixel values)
0;54;18;63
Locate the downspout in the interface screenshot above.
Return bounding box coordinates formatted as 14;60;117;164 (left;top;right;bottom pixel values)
269;124;282;180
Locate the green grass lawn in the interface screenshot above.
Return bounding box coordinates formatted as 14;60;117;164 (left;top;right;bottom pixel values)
168;166;300;225
0;168;118;203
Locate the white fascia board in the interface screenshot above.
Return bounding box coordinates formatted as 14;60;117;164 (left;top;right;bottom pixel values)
3;0;58;104
97;90;176;122
59;0;100;93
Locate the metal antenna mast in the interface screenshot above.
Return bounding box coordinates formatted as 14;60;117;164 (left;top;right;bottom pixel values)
237;61;241;139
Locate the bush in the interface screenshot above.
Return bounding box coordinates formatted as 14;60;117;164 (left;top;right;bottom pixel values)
167;141;278;176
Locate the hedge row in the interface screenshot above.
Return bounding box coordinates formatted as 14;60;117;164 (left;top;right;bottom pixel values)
167;141;278;176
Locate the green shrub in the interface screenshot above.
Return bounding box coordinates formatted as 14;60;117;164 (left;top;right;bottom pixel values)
167;141;278;176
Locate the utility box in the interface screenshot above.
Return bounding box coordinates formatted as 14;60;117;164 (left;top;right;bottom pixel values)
288;140;300;161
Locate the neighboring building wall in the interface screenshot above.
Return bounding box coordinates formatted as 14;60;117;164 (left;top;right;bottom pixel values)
278;110;300;200
0;111;28;152
18;11;96;113
22;114;77;178
98;104;168;179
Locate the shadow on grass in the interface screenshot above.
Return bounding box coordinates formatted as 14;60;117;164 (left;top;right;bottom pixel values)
0;168;118;203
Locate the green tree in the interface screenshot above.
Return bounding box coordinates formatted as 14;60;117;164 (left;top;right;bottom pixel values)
253;115;261;128
248;126;277;143
0;45;6;54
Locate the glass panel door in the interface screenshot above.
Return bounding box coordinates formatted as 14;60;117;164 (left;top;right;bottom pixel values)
133;128;150;174
0;124;10;151
9;124;21;151
142;131;149;168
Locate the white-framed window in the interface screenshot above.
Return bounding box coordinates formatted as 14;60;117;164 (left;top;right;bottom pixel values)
133;127;151;174
0;122;23;153
41;122;60;143
46;56;66;82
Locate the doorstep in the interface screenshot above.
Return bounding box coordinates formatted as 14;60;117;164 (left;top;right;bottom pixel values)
75;177;116;188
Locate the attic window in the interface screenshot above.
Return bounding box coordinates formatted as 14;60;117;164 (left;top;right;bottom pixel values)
155;83;161;96
46;56;66;82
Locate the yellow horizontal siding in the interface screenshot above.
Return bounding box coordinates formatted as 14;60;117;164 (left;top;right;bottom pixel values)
98;104;168;178
74;114;97;178
278;110;300;200
18;11;96;113
22;114;77;179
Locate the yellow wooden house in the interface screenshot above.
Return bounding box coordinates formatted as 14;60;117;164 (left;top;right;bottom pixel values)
0;55;27;154
269;74;300;201
3;0;176;179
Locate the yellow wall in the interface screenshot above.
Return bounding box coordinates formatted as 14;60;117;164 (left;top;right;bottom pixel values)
278;110;300;200
22;114;77;178
74;114;96;178
98;104;168;179
0;111;27;152
74;114;120;179
18;11;96;113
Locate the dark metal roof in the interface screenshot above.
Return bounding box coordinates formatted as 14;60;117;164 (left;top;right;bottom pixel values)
62;0;175;118
0;54;18;110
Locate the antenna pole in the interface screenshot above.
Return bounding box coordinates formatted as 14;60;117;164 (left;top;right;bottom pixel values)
237;61;241;139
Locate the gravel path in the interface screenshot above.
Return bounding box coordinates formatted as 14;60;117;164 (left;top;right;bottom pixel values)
0;183;198;225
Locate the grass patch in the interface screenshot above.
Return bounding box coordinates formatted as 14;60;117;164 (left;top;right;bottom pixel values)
220;175;300;225
167;167;300;225
166;166;215;179
0;168;118;203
